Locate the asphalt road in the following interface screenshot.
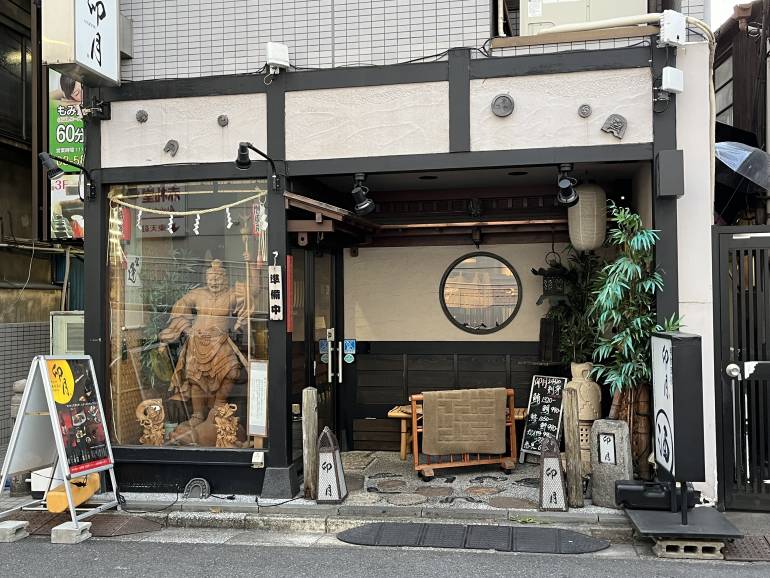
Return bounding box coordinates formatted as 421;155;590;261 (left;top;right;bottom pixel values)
2;536;770;578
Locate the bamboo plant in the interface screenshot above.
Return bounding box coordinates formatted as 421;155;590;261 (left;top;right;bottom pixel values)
589;202;681;419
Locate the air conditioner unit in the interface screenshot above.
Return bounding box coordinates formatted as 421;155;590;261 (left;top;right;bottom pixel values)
519;0;649;37
50;311;85;355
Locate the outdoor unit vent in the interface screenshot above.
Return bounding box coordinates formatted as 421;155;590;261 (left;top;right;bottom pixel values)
50;311;85;355
519;0;648;36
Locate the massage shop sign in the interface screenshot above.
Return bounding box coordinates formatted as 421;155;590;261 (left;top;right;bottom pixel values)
49;69;85;239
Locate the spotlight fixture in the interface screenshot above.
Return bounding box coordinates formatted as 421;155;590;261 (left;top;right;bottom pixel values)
556;162;579;207
235;142;279;191
351;172;374;216
37;152;94;201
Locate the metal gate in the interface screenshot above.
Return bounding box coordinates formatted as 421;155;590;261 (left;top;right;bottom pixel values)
715;226;770;511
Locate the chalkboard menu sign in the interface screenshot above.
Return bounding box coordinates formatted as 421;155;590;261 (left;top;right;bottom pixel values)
519;375;568;462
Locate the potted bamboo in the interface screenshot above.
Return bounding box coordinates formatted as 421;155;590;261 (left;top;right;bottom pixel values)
589;203;680;479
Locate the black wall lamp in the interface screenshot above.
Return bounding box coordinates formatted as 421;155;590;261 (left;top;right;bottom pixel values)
38;152;94;201
557;163;579;207
235;142;279;191
351;172;374;216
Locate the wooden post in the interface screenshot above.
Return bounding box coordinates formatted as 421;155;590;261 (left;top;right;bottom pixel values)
302;387;319;500
563;387;584;508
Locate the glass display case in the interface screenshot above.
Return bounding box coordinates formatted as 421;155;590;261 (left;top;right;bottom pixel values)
107;179;269;450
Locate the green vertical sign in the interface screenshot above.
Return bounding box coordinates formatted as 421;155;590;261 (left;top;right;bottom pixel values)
48;70;84;172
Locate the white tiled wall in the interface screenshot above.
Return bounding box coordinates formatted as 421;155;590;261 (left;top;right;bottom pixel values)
120;0;491;81
118;1;708;82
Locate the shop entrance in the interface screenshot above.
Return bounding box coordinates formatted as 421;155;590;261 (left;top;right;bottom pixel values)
714;226;770;511
289;248;343;457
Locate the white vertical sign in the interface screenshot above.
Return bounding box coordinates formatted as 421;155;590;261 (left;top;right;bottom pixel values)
248;361;268;437
652;336;675;475
268;265;284;321
598;433;616;465
75;0;119;85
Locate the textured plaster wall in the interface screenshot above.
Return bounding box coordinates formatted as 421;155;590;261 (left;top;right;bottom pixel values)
101;94;267;168
675;42;716;501
344;243;566;342
285;82;449;160
470;68;653;151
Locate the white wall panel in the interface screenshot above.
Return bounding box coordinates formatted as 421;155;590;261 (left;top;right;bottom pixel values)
101;94;267;167
285;82;449;160
470;68;653;151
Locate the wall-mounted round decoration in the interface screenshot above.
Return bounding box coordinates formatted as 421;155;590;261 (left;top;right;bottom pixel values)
491;94;515;117
440;252;522;334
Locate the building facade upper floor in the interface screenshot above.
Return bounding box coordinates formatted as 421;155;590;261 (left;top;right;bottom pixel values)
118;0;708;82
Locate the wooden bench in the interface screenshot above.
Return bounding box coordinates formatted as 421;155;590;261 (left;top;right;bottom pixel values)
409;389;528;480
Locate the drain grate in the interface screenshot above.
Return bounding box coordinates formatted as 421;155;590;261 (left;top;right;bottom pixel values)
724;536;770;562
338;522;609;554
10;512;161;537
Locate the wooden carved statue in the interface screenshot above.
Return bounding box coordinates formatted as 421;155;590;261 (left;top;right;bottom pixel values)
159;259;248;445
136;399;165;446
214;403;241;448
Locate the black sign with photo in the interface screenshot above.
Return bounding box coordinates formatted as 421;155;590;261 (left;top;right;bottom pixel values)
520;375;568;459
45;358;112;475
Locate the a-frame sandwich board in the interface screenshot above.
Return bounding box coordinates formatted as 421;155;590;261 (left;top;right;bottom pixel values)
0;355;120;529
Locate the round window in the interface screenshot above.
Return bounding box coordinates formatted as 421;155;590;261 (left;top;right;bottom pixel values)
440;252;522;334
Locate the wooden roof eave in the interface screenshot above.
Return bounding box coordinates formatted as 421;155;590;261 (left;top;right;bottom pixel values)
283;191;381;234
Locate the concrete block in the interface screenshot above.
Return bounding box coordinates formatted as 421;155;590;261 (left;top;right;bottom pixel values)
590;419;633;508
167;511;247;529
261;465;300;499
50;521;91;544
510;510;599;525
337;505;422;518
244;514;328;533
422;508;507;521
0;520;29;543
653;539;724;560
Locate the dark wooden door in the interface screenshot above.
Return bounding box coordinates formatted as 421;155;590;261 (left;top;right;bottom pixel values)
716;227;770;511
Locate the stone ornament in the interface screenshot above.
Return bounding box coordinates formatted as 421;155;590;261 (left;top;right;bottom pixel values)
601;114;627;139
578;104;592;118
163;139;179;157
538;435;568;512
566;362;601;474
590;419;633;508
136;399;165;446
217;114;229;127
135;110;148;123
491;94;515;117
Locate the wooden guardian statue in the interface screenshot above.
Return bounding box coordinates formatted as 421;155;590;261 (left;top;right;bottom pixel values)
159;259;248;446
